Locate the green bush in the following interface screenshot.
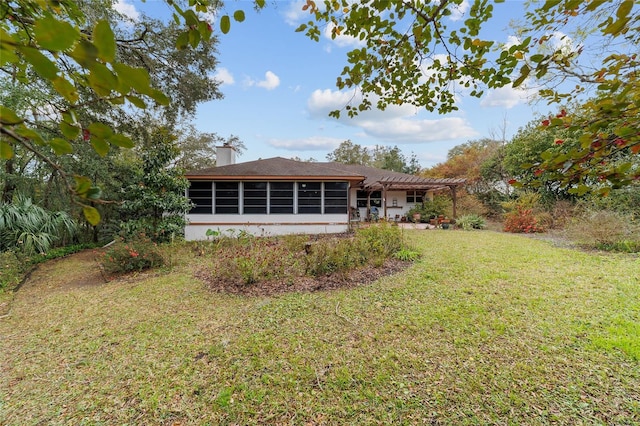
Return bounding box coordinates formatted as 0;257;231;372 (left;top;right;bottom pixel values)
101;235;164;274
405;196;449;222
0;251;24;292
0;196;78;255
456;214;486;230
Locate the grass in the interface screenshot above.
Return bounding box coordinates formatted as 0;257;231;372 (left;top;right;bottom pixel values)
1;230;639;425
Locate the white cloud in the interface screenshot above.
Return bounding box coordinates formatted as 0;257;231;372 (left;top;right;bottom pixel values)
480;84;536;108
449;0;470;21
323;22;365;49
307;88;477;143
503;35;521;50
113;0;140;22
268;136;343;151
283;0;308;26
258;71;280;90
213;68;234;86
549;31;578;56
245;71;281;90
358;117;477;142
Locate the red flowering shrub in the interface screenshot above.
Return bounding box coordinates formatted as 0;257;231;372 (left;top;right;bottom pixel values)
503;206;544;233
101;235;164;274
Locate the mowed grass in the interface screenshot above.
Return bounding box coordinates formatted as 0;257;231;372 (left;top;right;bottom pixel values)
1;231;639;425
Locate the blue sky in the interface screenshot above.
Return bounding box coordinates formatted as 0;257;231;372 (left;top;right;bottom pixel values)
117;0;557;168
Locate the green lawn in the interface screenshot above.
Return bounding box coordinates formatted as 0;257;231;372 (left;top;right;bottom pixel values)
1;231;639;425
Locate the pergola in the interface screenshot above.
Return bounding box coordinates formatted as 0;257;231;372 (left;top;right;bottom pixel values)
366;176;466;219
325;163;466;219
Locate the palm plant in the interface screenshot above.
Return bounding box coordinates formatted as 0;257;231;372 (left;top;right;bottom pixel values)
0;195;78;255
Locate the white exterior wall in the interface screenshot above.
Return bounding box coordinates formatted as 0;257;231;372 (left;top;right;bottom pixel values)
185;213;348;239
349;189;427;221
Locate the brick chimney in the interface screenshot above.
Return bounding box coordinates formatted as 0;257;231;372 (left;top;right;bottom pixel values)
216;144;236;166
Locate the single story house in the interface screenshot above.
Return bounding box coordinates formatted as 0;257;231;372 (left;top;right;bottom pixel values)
184;146;465;239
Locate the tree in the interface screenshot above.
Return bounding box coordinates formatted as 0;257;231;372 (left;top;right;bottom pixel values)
3;0;638;221
119;127;192;242
294;0;639;191
327;140;419;173
174;124;246;171
0;0;225;223
423;138;501;193
326;140;372;165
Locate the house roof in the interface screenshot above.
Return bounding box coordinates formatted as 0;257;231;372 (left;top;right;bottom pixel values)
321;163;466;191
185;157;465;191
185;157;365;182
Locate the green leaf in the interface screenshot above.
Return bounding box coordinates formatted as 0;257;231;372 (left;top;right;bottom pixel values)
88;62;118;96
188;28;201;49
126;95;147;109
614;127;635;138
90;137;110;157
34;15;79;51
512;64;530;87
150;89;170;106
74;176;92;195
93;20;116;62
220;15;231;34
60;120;80;139
15;126;45;145
616;0;633;19
603;17;630;35
176;31;189;49
233;10;245;22
87;122;113;139
19;46;59;80
0;106;22;125
70;39;99;69
109;133;134;149
113;64;151;95
256;0;265;7
52;76;79;103
0;44;19;66
568;184;590;196
86;187;102;200
585;0;606;11
49;138;73;155
542;0;562;11
0;141;14;159
83;206;101;226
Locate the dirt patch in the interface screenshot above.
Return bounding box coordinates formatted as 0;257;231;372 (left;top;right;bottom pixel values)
19;249;108;294
195;258;411;297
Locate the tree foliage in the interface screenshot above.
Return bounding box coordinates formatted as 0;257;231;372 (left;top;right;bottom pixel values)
119;127;192;243
0;0;222;223
294;0;639;192
327;140;419;173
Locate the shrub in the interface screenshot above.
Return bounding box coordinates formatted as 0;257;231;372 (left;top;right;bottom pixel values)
503;206;544;233
456;214;486;231
101;235;164;274
355;222;403;257
0;251;24;292
211;238;300;285
208;224;412;284
0;196;78;255
564;210;640;252
405;196;449;222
